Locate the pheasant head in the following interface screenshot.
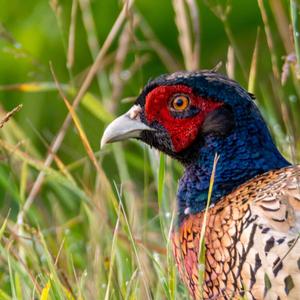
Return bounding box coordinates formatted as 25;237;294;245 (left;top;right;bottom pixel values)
101;71;289;218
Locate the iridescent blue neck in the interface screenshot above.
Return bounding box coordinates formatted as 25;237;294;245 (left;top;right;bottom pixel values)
177;107;290;222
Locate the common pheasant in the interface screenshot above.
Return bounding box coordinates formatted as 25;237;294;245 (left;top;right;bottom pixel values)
101;71;300;299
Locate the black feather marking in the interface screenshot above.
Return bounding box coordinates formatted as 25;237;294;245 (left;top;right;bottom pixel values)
273;257;283;277
236;223;257;280
261;227;270;234
271;218;286;223
254;253;262;273
249;266;256;289
259;205;280;212
277;238;285;244
265;237;275;253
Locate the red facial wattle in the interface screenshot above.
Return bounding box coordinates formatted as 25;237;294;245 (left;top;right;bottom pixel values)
145;85;223;152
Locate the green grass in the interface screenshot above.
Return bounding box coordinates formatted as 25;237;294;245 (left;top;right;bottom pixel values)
0;0;299;299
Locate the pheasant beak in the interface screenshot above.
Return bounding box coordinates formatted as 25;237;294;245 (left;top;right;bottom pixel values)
100;105;154;148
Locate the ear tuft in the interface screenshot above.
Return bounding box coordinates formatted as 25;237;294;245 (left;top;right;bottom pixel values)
202;106;235;136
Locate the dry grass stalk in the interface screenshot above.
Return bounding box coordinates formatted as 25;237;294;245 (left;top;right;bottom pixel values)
0;104;23;129
226;45;235;79
269;0;293;54
257;0;280;80
78;0;100;59
111;22;133;112
173;0;199;70
67;0;78;70
186;0;200;68
248;28;260;93
18;0;134;227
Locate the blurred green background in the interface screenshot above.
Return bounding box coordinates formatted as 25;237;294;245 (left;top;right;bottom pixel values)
0;0;299;299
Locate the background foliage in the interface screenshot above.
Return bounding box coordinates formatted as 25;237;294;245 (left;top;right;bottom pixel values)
0;0;299;299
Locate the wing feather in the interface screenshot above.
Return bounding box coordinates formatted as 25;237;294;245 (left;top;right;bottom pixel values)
251;166;300;232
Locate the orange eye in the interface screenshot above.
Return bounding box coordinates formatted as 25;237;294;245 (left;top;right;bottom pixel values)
171;95;190;111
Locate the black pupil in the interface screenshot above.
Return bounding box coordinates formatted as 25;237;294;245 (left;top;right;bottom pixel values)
176;98;184;107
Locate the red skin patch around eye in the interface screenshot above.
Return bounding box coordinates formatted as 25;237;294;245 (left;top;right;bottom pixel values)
145;85;223;152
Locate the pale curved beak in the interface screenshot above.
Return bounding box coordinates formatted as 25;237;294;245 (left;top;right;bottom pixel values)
100;105;154;148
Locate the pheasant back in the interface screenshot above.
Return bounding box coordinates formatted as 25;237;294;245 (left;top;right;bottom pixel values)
173;166;300;300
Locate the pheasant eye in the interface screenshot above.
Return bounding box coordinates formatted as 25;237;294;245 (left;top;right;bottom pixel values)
171;95;190;111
